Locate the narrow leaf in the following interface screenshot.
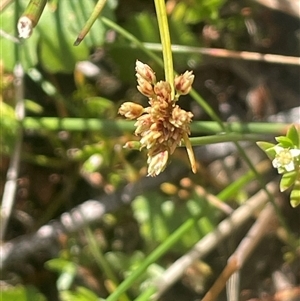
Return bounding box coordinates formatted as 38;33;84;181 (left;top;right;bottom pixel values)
275;136;294;148
279;171;297;192
256;141;275;151
287;125;300;148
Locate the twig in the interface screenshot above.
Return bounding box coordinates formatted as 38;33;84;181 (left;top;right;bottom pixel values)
0;163;188;271
229;203;276;267
142;43;300;66
74;0;107;45
0;29;20;43
0;63;25;241
202;257;239;301
203;203;276;301
151;182;278;300
226;271;240;301
195;185;234;215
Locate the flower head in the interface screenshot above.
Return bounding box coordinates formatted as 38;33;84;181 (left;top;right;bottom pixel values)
136;76;155;97
147;150;169;177
135;60;156;84
174;71;194;96
119;61;196;176
118;102;144;119
272;145;300;173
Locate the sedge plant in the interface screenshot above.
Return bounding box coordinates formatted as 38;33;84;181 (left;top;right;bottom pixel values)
8;1;299;301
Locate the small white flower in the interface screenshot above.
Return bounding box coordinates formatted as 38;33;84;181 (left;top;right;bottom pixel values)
272;146;300;172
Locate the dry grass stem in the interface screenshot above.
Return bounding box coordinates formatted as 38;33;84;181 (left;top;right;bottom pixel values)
204;203;276;301
152;182;278;300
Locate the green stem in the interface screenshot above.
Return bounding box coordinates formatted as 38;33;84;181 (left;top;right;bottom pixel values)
191;121;289;135
84;227;131;301
105;217;198;301
101;17;163;66
15;0;20;60
189;89;225;129
188;133;264;145
22;117;134;133
74;0;107;45
20;0;47;27
22;117;291;136
17;0;47;38
154;0;174;95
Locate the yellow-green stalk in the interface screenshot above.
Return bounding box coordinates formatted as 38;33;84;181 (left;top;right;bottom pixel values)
17;0;47;39
154;0;174;97
74;0;107;45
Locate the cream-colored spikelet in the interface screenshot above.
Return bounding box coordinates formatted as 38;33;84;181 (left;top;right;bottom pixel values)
119;60;196;176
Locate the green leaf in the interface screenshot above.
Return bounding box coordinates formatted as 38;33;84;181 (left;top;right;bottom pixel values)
82;154;104;173
256;141;276;160
287;125;300;148
46;258;77;291
171;0;226;24
256;141;275;152
75;287;99;301
57;265;77;291
131;191;215;251
0;285;46;301
105;251;164;294
290;188;300;207
105;251;145;275
45;258;76;273
61;287;99;301
279;171;297;192
275;136;294;148
25;99;44;114
72;143;106;161
0;102;18;155
37;1;96;73
84;97;115;117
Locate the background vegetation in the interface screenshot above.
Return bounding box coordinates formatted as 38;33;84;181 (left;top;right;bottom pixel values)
1;0;299;301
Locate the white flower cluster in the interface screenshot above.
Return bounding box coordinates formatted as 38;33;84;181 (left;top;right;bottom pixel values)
272;145;300;173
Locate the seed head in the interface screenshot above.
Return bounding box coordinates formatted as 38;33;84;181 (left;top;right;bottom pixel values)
136;76;155;98
174;71;194;96
154;81;172;103
147;150;169;177
135;60;156;84
118;102;144;119
119;61;197;176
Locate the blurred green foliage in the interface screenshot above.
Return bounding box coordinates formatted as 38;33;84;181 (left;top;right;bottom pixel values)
1;285;47;301
0;102;18;155
132;191;216;251
0;0;282;300
0;0;116;72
